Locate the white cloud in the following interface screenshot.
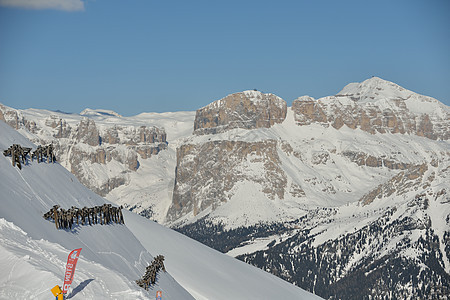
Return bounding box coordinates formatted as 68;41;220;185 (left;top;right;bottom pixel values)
0;0;85;11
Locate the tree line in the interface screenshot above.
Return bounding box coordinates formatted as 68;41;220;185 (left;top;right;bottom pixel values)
3;143;56;169
43;203;124;230
136;255;166;290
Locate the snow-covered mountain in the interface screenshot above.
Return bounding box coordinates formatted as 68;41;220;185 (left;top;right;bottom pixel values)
171;78;450;299
293;77;448;140
172;78;449;299
0;104;194;222
1;76;449;298
0;120;320;299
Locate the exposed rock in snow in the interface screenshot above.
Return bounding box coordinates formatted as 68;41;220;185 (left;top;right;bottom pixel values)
293;77;449;140
193;90;287;135
0;105;168;197
168;140;286;222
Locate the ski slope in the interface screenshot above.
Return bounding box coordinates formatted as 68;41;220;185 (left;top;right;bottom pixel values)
0;120;321;299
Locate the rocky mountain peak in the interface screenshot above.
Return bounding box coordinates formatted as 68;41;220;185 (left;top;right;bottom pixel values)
336;76;409;103
292;77;449;140
76;117;100;146
193;90;287;135
294;95;315;102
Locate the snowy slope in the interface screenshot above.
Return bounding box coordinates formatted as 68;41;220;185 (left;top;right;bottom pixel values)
126;213;321;300
338;77;448;118
0;120;193;300
0;120;321;299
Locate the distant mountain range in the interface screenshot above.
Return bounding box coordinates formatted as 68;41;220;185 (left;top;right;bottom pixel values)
1;77;449;299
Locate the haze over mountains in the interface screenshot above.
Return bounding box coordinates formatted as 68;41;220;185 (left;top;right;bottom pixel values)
1;77;449;298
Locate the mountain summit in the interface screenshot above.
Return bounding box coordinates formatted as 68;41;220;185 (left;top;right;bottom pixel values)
337;76;413;102
292;77;449;140
193;90;287;135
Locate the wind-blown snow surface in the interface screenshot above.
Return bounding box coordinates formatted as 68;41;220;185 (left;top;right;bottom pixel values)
0;120;321;300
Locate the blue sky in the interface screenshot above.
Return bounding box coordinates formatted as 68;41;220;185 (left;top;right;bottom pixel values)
0;0;449;116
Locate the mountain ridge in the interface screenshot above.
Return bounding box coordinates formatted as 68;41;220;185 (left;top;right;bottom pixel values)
1;77;449;299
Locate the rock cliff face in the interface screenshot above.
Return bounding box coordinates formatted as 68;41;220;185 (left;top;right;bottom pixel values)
76;118;100;146
193;90;287;135
359;163;430;205
168;80;450;224
0;105;168;196
292;77;449;140
0;104;39;133
169;90;292;222
67;123;167;195
168;140;286;221
342;151;413;170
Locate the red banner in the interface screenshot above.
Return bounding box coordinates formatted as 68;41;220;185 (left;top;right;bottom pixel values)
62;248;82;294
